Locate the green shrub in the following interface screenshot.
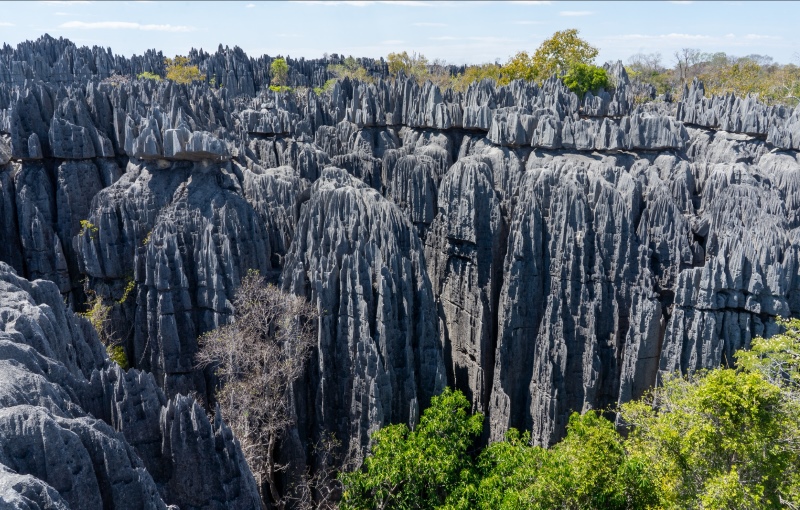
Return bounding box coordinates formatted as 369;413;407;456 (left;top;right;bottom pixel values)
563;63;610;98
137;71;162;82
107;344;129;370
270;57;289;87
341;319;800;509
80;219;98;239
268;85;292;93
165;56;204;84
118;277;135;304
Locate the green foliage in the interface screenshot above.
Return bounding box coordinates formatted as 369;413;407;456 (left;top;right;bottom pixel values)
118;277;135;305
450;64;503;92
80;219;98;239
107;344;129;370
81;294;109;334
136;71;162;82
165;56;204;84
340;388;483;509
621;318;800;509
268;85;293;93
387;51;429;80
340;319;800;509
562;63;610;98
270;57;289;87
329;56;373;83
503;28;598;84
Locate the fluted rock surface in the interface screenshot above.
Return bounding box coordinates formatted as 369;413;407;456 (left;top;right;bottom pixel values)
489;154;662;445
75;159;271;398
0;262;261;509
282;168;446;456
424;156;505;413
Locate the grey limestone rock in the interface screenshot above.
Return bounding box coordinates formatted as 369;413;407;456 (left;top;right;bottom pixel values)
489;154;661;445
0;262;261;509
424;156;505;413
282;168;446;458
243;165;309;266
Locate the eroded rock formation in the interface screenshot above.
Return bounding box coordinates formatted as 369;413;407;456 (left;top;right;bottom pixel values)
2;34;800;505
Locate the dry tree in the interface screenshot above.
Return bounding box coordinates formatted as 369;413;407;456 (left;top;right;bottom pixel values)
197;270;317;508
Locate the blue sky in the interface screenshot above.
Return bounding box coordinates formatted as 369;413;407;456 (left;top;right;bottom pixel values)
1;1;797;67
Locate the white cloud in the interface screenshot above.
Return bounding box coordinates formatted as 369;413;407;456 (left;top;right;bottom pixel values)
0;22;14;27
60;21;195;32
381;39;405;44
414;22;447;26
430;36;458;41
559;10;592;16
246;2;256;6
53;11;71;15
746;33;781;40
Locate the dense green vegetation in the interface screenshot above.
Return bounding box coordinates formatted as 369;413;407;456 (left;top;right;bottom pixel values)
340;319;800;509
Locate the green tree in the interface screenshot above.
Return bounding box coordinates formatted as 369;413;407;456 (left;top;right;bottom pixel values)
165;56;204;84
562;62;610;98
451;63;503;91
501;29;599;85
456;412;655;510
329;56;373;83
340;388;483;510
270;57;289;87
621;363;797;508
386;51;429;80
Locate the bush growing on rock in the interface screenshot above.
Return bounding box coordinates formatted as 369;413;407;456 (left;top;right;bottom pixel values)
165;55;204;84
504;28;599;83
271;57;289;86
136;71;162;81
330;56;374;83
563;62;610;98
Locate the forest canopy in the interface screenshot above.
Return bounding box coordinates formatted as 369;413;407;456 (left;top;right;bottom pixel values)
339;319;800;510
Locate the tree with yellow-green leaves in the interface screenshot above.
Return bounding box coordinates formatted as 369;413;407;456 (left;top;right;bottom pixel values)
165;56;204;84
387;51;429;80
270;57;290;87
504;28;599;83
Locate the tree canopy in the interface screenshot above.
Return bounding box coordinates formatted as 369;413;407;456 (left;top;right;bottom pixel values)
270;57;289;87
340;319;800;509
164;56;204;84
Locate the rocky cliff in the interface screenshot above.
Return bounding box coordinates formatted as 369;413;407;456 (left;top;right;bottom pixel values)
1;34;800;506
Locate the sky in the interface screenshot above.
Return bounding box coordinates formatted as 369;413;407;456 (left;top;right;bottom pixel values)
1;1;798;67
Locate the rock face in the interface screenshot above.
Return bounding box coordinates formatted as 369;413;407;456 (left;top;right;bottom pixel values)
0;262;261;509
282;168;446;457
2;34;800;503
424;156;505;413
